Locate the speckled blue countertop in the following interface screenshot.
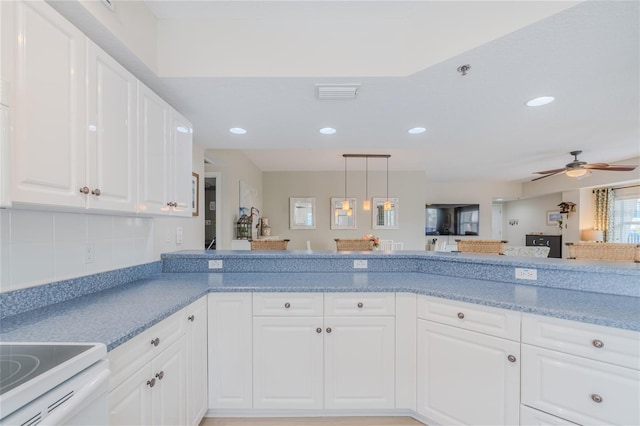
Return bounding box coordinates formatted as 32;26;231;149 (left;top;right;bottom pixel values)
0;251;638;352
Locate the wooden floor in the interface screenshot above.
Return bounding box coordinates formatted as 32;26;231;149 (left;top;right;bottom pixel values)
200;417;425;426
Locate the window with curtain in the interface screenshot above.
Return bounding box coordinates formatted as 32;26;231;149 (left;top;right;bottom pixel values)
612;187;640;243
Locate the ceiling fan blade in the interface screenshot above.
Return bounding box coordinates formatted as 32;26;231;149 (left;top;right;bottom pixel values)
584;164;638;171
533;167;566;175
531;170;565;181
582;163;609;169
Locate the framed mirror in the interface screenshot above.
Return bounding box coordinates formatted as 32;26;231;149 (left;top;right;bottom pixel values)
372;197;399;229
290;197;316;229
331;197;357;230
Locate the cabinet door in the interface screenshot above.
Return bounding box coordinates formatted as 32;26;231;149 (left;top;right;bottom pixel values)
137;81;170;214
169;109;192;217
208;293;253;409
85;40;137;212
11;0;85;207
417;319;520;425
324;316;395;409
109;365;153;426
186;297;208;426
151;336;187;426
522;344;640;426
253;316;324;409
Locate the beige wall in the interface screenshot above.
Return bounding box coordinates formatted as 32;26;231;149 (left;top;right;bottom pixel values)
502;193;563;248
204;150;263;250
262;171;427;251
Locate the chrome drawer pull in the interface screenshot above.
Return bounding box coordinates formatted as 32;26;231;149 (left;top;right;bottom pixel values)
188;315;195;322
507;355;517;363
592;339;604;348
357;302;364;308
151;337;160;347
147;378;156;388
457;312;465;319
284;302;291;309
326;327;332;333
316;327;322;334
591;394;603;403
156;371;164;380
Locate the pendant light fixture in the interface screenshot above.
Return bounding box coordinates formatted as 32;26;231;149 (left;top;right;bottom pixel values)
342;156;350;210
342;154;391;212
384;156;392;211
363;157;371;211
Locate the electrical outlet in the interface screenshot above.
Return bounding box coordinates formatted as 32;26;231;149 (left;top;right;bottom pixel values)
353;259;368;269
515;268;537;280
85;244;95;264
208;260;223;269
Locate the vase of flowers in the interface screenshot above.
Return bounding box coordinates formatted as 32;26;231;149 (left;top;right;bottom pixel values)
363;234;380;248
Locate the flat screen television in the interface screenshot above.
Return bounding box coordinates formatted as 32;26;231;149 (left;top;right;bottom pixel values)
425;204;480;236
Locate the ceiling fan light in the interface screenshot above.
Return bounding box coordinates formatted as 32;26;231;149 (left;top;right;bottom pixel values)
566;168;588;177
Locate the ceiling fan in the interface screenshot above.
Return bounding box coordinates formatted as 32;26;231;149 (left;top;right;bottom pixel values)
532;150;638;181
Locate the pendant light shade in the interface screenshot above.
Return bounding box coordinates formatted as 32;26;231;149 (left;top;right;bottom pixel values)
384;156;391;210
342;156;350;210
363;157;371;211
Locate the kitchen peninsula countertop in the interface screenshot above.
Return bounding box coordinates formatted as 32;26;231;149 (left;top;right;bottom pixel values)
1;251;638;351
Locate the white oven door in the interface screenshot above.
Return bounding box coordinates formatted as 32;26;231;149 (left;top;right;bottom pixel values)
2;360;110;426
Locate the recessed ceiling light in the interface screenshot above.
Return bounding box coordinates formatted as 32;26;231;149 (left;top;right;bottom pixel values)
408;127;426;134
229;127;247;134
319;127;336;135
525;96;555;107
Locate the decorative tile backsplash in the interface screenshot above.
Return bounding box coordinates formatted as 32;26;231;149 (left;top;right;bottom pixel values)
0;209;154;293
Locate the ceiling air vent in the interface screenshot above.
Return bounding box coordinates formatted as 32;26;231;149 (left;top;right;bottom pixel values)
316;84;360;100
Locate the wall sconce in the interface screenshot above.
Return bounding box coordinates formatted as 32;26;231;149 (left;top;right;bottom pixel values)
508;219;519;226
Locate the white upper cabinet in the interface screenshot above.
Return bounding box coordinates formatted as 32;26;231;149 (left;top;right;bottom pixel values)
169;109;193;217
138;82;192;216
10;0;86;208
85;40;137;212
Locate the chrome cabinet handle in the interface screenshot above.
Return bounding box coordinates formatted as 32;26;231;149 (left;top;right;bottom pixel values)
188;315;195;322
326;327;332;333
151;337;160;347
147;378;156;388
457;312;465;319
155;371;164;380
91;188;101;196
592;339;604;348
284;302;291;309
507;355;517;363
79;186;90;194
591;394;603;403
357;302;364;308
316;327;322;334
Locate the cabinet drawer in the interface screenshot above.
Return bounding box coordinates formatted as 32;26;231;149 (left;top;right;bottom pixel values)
324;293;395;316
253;293;323;316
417;295;520;341
522;313;640;370
522;344;640;426
520;405;577;425
107;308;186;390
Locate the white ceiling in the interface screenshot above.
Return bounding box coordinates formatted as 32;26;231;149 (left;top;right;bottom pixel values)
127;1;640;182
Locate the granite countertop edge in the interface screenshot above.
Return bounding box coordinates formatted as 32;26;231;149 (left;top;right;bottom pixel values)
1;271;638;352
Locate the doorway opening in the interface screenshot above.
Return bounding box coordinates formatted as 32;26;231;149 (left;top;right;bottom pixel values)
204;171;221;250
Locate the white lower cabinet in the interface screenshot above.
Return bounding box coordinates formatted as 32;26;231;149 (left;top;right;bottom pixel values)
253;315;324;409
208;293;253;409
110;336;186;426
520;405;578;425
107;297;206;426
521;313;640;426
324;316;395;409
416;296;521;425
186;297;208;425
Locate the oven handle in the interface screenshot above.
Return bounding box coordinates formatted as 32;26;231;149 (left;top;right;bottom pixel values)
40;368;110;426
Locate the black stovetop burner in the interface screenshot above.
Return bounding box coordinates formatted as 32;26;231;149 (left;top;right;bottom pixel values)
0;344;93;396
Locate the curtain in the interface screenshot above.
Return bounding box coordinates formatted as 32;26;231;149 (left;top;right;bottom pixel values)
593;188;615;241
